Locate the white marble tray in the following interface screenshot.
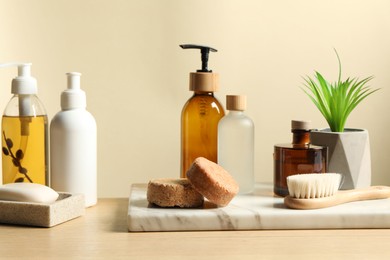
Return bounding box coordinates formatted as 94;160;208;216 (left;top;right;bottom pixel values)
127;183;390;232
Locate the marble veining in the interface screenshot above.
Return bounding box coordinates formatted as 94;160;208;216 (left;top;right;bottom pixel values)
127;183;390;232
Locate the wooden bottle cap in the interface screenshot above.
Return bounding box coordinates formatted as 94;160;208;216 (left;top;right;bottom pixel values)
226;95;246;111
189;72;219;92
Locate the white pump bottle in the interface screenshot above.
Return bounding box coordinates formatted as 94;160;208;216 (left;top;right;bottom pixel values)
50;72;97;207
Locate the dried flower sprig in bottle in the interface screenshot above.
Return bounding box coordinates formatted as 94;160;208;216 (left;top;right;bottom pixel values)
1;63;48;185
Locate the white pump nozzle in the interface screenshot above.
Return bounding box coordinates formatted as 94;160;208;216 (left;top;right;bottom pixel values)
67;72;81;90
18;63;31;76
61;72;86;110
0;62;39;119
0;62;38;94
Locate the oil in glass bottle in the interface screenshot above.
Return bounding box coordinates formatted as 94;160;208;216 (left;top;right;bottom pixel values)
1;63;48;185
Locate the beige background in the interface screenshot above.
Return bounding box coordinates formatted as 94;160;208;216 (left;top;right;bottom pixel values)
0;0;389;198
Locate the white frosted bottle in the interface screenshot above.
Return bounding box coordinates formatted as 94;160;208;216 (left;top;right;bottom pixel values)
50;72;97;207
218;95;254;194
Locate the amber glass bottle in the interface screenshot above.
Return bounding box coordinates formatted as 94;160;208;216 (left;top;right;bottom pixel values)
273;120;328;197
181;90;224;177
180;44;225;177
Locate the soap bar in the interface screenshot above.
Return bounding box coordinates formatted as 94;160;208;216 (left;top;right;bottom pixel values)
0;183;59;204
186;157;239;207
147;178;204;208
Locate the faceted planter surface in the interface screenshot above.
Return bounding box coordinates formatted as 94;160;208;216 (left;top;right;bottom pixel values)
310;128;371;190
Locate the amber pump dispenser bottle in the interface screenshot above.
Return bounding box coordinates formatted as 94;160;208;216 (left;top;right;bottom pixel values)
0;63;48;185
273;120;328;197
180;44;225;177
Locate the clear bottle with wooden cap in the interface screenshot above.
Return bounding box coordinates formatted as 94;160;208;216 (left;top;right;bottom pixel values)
218;95;254;194
180;44;225;177
273;120;328;197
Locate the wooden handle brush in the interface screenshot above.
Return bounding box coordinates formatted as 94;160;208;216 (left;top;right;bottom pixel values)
284;173;390;210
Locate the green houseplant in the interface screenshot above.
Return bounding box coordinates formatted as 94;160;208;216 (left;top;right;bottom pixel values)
302;50;379;132
301;50;379;189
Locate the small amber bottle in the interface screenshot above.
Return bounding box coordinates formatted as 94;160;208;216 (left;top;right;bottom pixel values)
180;44;225;177
273;120;328;197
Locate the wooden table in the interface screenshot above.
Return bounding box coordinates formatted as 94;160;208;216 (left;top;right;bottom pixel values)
1;198;390;259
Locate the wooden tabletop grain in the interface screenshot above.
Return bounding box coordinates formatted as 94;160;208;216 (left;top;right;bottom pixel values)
0;198;390;259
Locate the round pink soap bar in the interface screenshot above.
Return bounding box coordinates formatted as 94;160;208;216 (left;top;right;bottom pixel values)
186;157;239;207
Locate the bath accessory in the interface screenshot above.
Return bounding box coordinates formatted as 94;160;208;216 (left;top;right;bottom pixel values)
180;44;225;177
0;192;85;227
218;95;254;194
0;183;58;203
128;183;390;231
50;72;97;207
0;63;48;185
273;120;327;197
284;173;390;209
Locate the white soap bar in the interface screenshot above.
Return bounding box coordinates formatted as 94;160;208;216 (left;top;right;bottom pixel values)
0;183;59;204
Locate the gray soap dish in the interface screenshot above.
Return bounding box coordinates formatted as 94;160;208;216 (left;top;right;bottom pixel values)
0;193;85;227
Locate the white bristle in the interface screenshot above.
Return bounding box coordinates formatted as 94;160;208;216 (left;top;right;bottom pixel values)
287;173;342;199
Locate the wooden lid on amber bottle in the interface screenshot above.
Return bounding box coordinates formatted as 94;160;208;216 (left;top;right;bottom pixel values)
189;72;219;92
291;120;311;130
226;95;246;111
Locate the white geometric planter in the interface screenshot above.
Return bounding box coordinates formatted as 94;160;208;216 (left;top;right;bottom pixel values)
310;128;371;190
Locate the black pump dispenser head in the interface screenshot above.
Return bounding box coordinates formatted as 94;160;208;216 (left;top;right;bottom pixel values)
180;44;217;72
180;44;219;92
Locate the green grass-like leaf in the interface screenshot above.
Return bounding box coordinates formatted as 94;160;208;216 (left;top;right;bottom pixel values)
302;50;378;132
